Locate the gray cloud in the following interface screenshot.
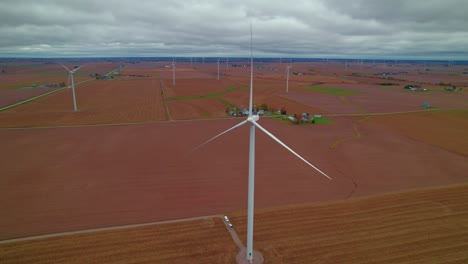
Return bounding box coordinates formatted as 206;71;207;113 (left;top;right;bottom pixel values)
0;0;467;59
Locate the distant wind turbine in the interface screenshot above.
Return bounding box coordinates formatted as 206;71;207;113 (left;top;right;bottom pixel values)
286;64;292;94
194;24;331;264
172;58;176;86
59;62;84;112
217;58;220;80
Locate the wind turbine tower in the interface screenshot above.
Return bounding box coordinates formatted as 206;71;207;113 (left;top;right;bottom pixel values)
59;62;84;112
194;24;331;264
217;58;220;80
286;64;292;94
172;58;176;86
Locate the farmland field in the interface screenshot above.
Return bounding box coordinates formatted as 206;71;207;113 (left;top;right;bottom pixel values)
0;217;237;264
1;183;467;264
0;60;467;263
304;85;363;95
0;78;167;127
228;182;468;264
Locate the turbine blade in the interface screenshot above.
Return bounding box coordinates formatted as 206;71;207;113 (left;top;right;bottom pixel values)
59;62;71;72
252;121;332;180
72;65;85;73
192;119;248;152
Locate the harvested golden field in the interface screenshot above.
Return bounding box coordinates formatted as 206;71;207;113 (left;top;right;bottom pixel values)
0;217;237;264
229;183;468;263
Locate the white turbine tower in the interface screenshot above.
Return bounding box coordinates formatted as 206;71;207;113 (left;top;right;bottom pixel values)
59;62;84;112
286;64;292;94
172;58;176;86
195;24;331;263
217;58;220;80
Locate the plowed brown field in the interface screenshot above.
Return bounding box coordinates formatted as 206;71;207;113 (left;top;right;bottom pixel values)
167;98;228;119
0;88;59;108
1;183;467;264
228;183;468;263
366;109;468;155
0;78;167;127
0;217;237;264
1;117;467;240
1;61;468;263
166;78;234;97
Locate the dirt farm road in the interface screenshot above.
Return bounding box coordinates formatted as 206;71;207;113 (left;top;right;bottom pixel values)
0;67;122;113
0;214;244;247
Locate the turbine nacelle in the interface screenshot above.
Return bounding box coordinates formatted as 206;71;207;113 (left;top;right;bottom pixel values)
247;115;259;123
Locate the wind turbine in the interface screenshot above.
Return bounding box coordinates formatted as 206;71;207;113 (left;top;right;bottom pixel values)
217;58;220;80
59;62;84;112
195;24;331;263
172;58;176;86
286;63;292;94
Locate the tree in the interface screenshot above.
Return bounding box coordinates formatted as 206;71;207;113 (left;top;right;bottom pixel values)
260;103;268;111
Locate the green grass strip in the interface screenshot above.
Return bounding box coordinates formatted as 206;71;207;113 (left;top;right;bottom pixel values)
166;85;240;112
217;98;236;108
314;117;334;124
305;86;362;96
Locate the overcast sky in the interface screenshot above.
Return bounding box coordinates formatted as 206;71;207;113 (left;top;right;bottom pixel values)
1;0;467;59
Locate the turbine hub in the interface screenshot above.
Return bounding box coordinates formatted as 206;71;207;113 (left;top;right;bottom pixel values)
247;115;259;123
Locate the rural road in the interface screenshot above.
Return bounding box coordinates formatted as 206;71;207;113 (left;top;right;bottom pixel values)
0;67;122;113
0;213;261;263
0;214;237;244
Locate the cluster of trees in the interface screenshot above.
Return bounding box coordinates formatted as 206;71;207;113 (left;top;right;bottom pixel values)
438;82;462;92
379;82;399;86
404;85;420;89
225;103;288;116
438;81;453;86
258;104;287;114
